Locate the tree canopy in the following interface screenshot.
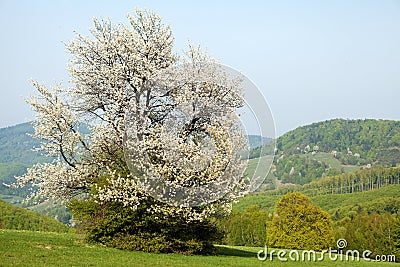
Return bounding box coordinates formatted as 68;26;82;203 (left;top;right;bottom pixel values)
267;192;334;251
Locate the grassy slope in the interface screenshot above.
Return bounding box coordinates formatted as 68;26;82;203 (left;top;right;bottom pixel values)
0;230;397;267
0;199;69;233
309;152;361;173
245;155;274;178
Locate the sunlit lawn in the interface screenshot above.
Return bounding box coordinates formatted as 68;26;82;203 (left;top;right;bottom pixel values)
0;230;397;266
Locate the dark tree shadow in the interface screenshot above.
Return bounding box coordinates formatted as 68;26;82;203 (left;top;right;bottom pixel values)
217;246;258;258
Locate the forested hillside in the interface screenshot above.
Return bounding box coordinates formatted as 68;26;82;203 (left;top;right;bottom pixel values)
0;122;41;164
262;166;400;205
276;119;400;166
0;123;51;198
234;167;400;213
264;119;400;184
0;123;73;223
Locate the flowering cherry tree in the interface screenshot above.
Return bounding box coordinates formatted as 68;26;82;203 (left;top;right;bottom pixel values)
17;9;250;253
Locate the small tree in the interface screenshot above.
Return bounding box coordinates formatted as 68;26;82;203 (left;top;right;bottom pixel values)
221;205;270;246
267;192;334;251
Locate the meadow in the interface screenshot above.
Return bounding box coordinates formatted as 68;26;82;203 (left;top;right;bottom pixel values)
0;229;397;267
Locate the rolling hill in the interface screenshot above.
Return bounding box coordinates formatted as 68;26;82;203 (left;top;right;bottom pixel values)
0;122;52;199
260;119;400;185
0;199;69;232
275;118;400;166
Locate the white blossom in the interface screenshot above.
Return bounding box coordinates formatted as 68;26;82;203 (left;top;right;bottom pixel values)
17;9;249;221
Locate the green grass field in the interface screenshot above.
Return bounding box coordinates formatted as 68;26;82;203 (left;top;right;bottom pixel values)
0;230;397;266
310;152;361;173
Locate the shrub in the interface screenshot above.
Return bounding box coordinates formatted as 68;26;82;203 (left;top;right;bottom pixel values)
267;192;334;251
68;199;222;255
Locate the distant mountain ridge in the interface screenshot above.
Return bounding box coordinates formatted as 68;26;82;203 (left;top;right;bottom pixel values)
0;122;52;198
0;122;44;164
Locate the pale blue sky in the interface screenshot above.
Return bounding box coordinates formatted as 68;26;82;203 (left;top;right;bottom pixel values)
0;0;399;136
